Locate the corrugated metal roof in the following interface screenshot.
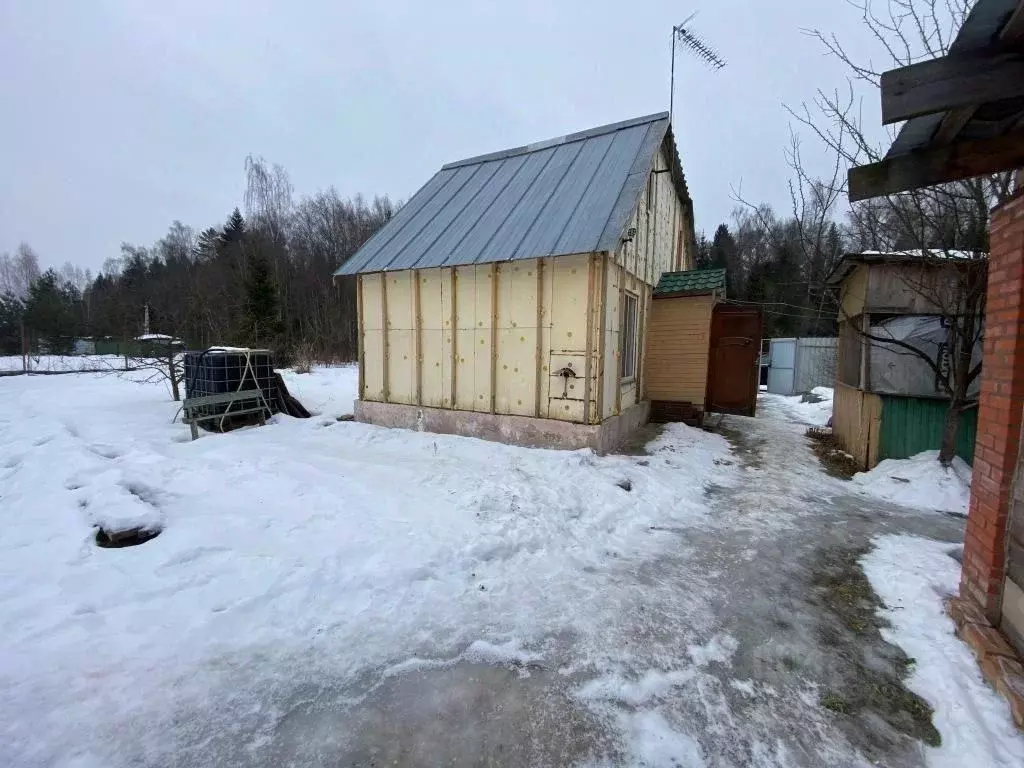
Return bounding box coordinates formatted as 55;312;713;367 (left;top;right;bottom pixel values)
653;267;726;296
335;113;689;275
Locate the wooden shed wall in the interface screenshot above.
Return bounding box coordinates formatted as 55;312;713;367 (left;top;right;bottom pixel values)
357;143;694;427
832;381;883;469
359;253;598;424
840;264;868;319
643;294;715;407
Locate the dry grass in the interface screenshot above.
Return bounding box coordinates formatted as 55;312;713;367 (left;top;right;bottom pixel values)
291;342;316;374
806;428;860;480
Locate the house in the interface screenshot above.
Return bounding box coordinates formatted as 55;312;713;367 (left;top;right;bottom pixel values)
644;268;762;422
334;112;697;451
846;0;1024;714
825;251;983;470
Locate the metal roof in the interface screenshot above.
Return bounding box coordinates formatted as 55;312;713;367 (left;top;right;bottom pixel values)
335;113;691;275
886;0;1023;158
653;267;726;297
825;250;986;285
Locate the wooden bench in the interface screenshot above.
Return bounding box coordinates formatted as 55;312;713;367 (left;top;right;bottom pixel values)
181;389;269;440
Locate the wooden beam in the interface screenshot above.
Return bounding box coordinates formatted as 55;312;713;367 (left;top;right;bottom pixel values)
932;105;977;146
881;49;1024;124
848;129;1024;201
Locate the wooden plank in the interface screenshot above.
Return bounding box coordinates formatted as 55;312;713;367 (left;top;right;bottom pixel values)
450;267;458;411
932;105;977;146
413;269;422;406
357;275;365;400
490;262;498;414
881;49;1024;124
381;272;390;402
583;254;595;424
535;258;544;418
848;129;1024;201
596;254;608;420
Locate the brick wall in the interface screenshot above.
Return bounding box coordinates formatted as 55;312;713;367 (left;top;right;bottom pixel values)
962;190;1024;621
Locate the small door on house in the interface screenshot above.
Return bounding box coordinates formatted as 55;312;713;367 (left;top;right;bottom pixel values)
706;305;763;416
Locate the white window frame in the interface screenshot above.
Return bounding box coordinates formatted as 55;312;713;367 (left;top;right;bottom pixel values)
621;291;639;382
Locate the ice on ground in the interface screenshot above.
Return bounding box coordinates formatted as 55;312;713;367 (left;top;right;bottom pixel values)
852;450;972;515
0;366;738;767
862;535;1024;767
761;386;834;427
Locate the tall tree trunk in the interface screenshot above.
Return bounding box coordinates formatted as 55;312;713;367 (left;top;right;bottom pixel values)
938;400;961;467
167;348;180;402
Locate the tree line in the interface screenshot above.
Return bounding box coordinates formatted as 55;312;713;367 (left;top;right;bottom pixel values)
0;157;395;363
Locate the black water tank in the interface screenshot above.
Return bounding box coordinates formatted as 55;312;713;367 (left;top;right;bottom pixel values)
184;348;276;431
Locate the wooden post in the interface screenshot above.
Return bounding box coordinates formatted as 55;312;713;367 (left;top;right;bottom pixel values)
381;273;390;403
596;255;608;421
535;258;545;418
450;267;458;410
357;276;366;400
490;262;499;414
413;269;423;406
583;254;596;424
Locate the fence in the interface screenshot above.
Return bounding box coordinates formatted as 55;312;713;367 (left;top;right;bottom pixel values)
763;337;837;396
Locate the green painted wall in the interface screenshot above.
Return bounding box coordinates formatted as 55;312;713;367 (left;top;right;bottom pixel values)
878;395;978;465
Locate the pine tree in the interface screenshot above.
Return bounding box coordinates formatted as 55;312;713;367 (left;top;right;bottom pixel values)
710;224;740;296
222;208;245;247
23;270;76;352
0;292;24;355
244;255;280;345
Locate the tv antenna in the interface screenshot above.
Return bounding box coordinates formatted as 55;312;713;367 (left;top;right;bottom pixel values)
670;12;726;125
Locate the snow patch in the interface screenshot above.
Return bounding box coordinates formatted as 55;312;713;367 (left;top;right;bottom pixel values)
862;535;1024;767
624;710;707;767
761;386;834;427
852;451;971;514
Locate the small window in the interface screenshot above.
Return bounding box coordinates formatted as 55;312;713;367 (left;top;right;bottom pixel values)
621;292;639;380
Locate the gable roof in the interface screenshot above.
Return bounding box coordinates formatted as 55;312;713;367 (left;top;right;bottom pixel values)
335;112;692;276
825;250;987;285
653;268;726;297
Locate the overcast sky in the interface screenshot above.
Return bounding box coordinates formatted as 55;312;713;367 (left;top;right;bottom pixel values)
0;0;886;272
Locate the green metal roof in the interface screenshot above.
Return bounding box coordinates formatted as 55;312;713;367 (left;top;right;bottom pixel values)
653;268;726;297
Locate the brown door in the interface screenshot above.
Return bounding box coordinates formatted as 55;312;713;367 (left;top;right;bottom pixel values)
706;305;763;416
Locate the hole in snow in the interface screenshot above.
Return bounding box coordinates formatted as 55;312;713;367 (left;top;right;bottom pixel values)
95;525;162;548
616;479;633;492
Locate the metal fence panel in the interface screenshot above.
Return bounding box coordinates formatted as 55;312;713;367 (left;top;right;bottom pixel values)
878;395;977;465
794;337;837;394
766;338;796;394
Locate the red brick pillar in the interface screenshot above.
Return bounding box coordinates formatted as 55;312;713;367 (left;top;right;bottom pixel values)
962;190;1024;622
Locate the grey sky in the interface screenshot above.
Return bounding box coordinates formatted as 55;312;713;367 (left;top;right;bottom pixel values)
0;0;884;272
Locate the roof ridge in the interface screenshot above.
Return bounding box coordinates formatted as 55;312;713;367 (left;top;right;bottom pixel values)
441;112;670;171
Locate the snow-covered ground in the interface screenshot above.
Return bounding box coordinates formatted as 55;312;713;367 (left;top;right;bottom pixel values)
0;366;739;766
853;451;972;515
0;354;131;373
761;386;834;427
863;535;1024;767
1;368;1018;766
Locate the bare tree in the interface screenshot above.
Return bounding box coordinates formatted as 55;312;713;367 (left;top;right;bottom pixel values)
790;0;1014;465
0;243;42;300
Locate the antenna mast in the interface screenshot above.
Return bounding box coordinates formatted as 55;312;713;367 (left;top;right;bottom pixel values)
670;13;726;126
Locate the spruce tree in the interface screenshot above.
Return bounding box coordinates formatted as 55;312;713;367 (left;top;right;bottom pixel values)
244;255;280;345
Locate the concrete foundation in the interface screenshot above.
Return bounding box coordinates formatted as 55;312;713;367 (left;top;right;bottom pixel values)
353;400;651;454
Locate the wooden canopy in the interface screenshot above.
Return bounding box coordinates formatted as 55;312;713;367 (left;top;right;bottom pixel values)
848;0;1024;201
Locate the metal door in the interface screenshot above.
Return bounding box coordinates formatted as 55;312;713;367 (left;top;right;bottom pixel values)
707;305;763;416
767;338;797;395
